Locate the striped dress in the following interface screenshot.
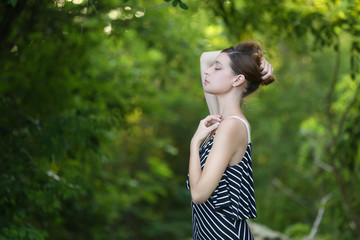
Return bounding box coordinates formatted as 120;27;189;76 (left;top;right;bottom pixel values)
186;116;256;240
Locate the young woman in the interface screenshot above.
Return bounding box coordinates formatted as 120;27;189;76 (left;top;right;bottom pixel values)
186;41;275;240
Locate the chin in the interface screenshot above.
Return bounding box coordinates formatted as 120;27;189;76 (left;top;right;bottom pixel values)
204;89;224;95
204;89;214;94
203;87;214;94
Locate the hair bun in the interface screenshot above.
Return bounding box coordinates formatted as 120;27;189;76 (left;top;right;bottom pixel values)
222;40;276;97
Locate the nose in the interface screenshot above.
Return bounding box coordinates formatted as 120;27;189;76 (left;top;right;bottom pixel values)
204;67;210;75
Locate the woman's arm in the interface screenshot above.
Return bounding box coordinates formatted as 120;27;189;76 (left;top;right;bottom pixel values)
189;117;248;204
200;51;221;115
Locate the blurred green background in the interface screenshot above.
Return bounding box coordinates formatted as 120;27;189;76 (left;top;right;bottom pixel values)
1;0;359;239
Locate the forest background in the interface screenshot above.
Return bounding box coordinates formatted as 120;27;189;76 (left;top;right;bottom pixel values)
1;0;359;239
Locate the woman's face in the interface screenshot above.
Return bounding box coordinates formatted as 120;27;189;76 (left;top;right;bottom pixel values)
203;53;237;95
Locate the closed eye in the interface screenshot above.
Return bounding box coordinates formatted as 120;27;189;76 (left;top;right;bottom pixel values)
214;60;223;70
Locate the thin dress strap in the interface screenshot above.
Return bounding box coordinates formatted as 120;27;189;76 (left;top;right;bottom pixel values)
227;116;251;144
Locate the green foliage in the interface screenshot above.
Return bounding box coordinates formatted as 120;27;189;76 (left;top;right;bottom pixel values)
0;0;202;239
1;0;359;239
284;223;311;239
6;0;17;7
165;0;188;9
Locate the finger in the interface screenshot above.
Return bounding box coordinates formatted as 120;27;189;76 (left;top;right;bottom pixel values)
261;66;273;80
204;115;222;124
260;57;270;71
205;121;221;128
209;121;220;131
205;114;222;119
209;120;220;126
260;60;269;74
261;63;273;78
260;59;266;71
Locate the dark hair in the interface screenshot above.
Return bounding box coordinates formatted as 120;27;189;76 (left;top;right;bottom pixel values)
222;40;275;98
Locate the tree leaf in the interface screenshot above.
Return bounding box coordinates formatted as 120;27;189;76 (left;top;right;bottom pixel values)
179;1;188;10
7;0;17;7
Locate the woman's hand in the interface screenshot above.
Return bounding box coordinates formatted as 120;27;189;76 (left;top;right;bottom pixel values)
260;58;274;80
200;51;222;115
191;115;222;146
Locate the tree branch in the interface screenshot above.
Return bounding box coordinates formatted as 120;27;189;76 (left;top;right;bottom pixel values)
327;79;360;237
323;34;360;237
305;193;332;240
271;177;310;208
324;36;340;134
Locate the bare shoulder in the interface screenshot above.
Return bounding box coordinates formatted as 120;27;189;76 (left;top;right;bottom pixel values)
216;117;249;142
213;118;250;165
219;117;250;132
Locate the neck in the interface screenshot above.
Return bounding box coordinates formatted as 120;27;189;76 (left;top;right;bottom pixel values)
217;93;244;119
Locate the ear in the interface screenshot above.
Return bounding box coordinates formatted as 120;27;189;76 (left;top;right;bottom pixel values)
233;74;245;87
